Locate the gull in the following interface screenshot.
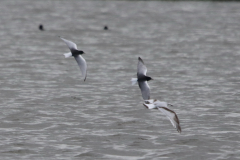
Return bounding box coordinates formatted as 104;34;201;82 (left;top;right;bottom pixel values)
60;37;87;81
144;99;181;133
131;57;153;100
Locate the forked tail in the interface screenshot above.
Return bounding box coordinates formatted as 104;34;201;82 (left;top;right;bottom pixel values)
63;52;72;58
131;78;138;85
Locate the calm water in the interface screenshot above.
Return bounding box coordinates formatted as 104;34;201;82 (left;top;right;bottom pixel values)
0;0;240;159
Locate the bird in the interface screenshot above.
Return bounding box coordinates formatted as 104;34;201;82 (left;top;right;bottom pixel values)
143;99;181;133
131;57;153;100
131;57;181;133
39;24;44;31
59;37;87;81
103;25;108;30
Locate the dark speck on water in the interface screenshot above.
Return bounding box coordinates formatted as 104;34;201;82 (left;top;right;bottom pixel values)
104;25;108;30
39;24;44;31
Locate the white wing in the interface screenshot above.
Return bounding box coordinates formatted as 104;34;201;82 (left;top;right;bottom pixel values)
158;107;181;133
60;37;78;51
74;55;87;81
138;81;150;100
137;57;147;77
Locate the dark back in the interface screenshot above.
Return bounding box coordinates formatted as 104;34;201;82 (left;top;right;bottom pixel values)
72;50;84;57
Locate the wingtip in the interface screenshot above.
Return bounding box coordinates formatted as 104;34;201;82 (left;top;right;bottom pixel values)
177;125;182;133
174;115;181;133
59;36;64;40
175;114;181;133
138;57;144;63
83;75;87;81
143;103;149;109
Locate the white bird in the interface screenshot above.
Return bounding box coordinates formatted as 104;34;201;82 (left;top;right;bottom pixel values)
131;57;153;100
60;37;87;81
143;99;181;133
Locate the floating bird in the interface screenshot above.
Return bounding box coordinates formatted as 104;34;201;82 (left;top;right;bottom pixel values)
104;25;108;30
59;37;87;81
143;99;181;133
131;57;181;133
131;57;153;100
39;24;44;31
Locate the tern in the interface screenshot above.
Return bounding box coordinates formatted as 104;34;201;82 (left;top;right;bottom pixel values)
131;57;181;133
60;37;87;81
131;57;153;100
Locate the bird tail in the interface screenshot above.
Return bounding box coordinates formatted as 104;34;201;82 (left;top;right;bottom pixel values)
63;52;72;58
131;78;138;85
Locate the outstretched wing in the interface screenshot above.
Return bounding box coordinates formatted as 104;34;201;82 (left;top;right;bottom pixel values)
60;37;78;51
138;81;150;100
74;55;87;81
137;57;147;77
158;107;181;133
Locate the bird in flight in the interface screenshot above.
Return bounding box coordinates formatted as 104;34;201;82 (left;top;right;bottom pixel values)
59;37;87;81
132;57;181;133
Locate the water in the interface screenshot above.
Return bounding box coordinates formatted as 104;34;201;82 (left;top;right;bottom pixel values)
0;0;240;159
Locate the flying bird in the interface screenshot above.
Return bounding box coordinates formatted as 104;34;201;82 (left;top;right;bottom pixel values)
59;37;87;81
144;99;181;133
131;57;153;100
131;57;181;133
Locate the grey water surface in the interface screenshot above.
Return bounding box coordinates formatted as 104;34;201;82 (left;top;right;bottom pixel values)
0;0;240;159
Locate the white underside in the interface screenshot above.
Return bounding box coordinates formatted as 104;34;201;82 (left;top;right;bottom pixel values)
144;103;157;109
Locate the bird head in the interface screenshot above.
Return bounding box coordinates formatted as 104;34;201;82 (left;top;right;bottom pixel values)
79;50;85;54
146;76;153;81
167;103;173;107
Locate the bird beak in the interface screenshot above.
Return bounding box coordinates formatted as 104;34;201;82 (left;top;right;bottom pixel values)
168;103;173;107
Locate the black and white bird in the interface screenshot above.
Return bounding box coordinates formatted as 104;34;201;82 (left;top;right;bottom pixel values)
131;57;181;133
59;37;87;81
131;57;153;100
